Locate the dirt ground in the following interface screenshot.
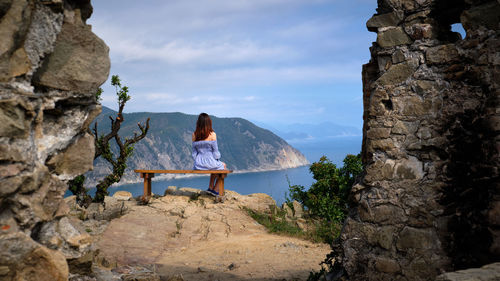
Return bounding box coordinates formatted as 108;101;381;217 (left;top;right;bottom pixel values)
95;189;331;280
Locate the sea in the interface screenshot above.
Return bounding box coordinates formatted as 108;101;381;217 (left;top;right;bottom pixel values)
81;135;362;205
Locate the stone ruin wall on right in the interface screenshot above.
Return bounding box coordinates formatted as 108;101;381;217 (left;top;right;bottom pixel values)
341;0;500;279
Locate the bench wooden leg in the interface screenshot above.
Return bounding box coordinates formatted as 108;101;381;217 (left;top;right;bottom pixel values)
215;174;225;196
140;173;154;202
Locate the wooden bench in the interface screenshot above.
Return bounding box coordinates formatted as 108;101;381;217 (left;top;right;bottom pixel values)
134;169;233;202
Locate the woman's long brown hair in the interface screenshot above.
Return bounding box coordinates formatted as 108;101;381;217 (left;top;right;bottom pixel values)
194;113;213;141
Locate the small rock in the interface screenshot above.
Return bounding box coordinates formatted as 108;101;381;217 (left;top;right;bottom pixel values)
67;250;94;275
164;186;177;195
92;266;121;281
58;217;92;249
377;27;412;48
426;44;460;65
292;200;304;218
112;191;132;201
436;262;500;281
0;99;32;138
197;266;208;272
296;218;308;231
375;257;400;273
366;12;401;32
87;196;129;221
168;187;201;197
86;203;104;220
376;62;416;85
282;203;293;218
392;49;406;64
228;263;239;270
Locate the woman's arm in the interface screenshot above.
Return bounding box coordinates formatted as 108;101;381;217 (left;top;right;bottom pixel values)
192;142;198;161
212;139;221;160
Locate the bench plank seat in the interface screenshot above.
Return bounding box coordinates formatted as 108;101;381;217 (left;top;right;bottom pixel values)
134;169;233;202
134;169;232;174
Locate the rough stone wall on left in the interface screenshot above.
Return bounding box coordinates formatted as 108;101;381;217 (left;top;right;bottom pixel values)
0;0;110;280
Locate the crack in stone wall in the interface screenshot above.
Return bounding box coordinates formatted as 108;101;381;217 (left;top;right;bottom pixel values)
0;0;109;279
339;0;500;279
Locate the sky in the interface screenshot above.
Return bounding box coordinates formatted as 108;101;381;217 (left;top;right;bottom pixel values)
88;0;378;129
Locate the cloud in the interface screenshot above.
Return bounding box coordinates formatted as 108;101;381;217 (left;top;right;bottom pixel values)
106;38;298;66
143;93;258;106
90;0;329;39
243;96;256;101
275;18;346;39
190;63;362;85
90;0;375;128
101;62;363;101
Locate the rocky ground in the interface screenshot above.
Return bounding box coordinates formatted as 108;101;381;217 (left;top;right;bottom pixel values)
66;188;331;281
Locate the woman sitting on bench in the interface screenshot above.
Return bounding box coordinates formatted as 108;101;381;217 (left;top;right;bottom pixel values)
192;113;227;196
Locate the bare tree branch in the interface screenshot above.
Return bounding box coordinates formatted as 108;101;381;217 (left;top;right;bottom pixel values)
124;118;150;147
70;75;151;204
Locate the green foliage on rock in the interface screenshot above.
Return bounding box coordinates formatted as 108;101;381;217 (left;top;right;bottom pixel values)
286;154;362;242
285;154;362;280
95;87;103;101
68;175;92;207
288;154;362;223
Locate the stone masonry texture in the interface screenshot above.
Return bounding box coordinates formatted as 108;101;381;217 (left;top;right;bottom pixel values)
0;0;109;279
339;0;500;280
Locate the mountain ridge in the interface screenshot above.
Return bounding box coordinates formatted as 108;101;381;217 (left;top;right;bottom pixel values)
84;107;309;186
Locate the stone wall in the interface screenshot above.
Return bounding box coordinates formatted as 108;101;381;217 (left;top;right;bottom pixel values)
340;0;499;279
0;0;109;279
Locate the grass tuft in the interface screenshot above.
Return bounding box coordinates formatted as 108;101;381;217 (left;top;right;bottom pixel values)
243;206;340;243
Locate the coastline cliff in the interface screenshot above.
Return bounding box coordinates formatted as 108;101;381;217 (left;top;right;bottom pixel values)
84;107;309;186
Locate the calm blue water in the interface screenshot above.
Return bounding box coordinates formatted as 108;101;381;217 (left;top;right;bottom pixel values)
76;136;362;205
108;166;312;206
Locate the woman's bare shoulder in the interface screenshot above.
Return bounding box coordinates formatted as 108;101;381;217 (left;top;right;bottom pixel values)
192;132;195;142
207;131;217;141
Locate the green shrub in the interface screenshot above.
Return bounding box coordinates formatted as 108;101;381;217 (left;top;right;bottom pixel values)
287;154;362;239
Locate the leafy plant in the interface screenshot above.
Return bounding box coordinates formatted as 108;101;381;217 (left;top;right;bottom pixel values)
69;75;150;206
307;248;345;281
68;175;92;207
286;154;362;242
287;154;362;280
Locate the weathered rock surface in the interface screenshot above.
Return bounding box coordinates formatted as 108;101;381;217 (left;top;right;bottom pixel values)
0;232;69;281
0;0;109;279
338;0;500;280
33;21;110;93
92;189;330;281
436;262;500;281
